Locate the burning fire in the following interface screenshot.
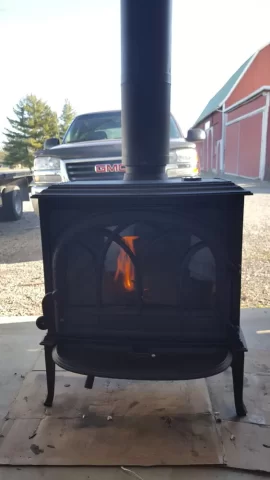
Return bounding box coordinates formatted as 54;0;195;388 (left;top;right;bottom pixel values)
114;236;138;291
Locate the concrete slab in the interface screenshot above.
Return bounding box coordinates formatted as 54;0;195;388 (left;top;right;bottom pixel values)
0;320;42;423
0;467;268;480
0;317;37;325
240;309;270;351
207;371;270;425
33;351;62;371
245;349;270;374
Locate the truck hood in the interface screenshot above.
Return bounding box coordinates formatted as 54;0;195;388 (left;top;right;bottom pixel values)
37;138;195;160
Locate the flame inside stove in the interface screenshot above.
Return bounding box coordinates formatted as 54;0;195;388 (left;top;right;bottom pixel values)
114;236;138;291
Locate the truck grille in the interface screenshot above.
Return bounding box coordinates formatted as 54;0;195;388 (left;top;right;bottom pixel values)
66;159;122;181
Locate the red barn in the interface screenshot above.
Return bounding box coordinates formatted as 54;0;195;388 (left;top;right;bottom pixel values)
193;43;270;180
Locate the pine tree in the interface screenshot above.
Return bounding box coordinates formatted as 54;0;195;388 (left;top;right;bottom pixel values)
3;95;59;169
3;99;31;167
59;99;76;140
0;150;6;164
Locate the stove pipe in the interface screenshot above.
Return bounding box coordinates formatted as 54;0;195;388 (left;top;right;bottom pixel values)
121;0;172;181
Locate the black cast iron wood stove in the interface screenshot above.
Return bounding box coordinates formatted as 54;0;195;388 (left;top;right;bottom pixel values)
35;0;251;416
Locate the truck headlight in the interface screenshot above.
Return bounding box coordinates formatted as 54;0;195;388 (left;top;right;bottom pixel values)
33;174;62;184
175;149;198;166
34;156;60;171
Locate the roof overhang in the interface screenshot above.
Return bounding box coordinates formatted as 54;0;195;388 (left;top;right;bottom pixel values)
191;52;258;127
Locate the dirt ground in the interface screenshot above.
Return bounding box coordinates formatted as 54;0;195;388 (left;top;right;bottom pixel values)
0;179;269;316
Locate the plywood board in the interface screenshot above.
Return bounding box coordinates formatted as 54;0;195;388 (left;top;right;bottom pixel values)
9;372;212;420
0;415;223;466
221;421;270;472
2;352;270;471
0;372;223;466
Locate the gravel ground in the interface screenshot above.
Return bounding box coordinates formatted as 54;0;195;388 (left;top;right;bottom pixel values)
241;182;270;308
0;180;269;316
0;202;44;316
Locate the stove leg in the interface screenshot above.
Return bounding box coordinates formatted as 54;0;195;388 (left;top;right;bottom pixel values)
84;375;94;389
232;351;247;417
44;346;55;407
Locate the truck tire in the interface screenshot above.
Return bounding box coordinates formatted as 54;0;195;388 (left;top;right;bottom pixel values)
2;188;23;221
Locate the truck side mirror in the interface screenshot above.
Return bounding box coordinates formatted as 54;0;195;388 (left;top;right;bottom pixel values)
44;138;60;149
186;128;206;143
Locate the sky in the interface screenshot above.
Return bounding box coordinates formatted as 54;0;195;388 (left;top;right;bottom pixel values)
1;0;270;145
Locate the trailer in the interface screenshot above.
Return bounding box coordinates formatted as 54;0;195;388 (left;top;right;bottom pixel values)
0;169;33;221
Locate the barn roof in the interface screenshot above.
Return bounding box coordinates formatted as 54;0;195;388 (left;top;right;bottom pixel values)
193;53;256;126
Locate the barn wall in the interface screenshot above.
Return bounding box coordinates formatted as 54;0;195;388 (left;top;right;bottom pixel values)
226;44;270;107
224;123;239;175
212;111;222;138
225;96;264;178
195;111;222;172
238;113;263;177
227;95;266;122
212;111;222;171
265;108;270;180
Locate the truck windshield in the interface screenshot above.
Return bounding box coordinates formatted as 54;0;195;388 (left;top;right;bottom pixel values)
63;111;183;144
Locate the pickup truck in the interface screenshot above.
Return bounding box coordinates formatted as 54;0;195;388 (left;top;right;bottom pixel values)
0;169;32;221
31;110;204;213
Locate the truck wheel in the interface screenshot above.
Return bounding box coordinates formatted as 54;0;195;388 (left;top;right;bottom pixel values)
2;188;23;221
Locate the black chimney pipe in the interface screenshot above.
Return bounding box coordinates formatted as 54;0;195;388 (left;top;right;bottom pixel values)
121;0;172;181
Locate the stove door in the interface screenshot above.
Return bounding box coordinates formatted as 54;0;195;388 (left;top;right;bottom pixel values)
52;210;229;342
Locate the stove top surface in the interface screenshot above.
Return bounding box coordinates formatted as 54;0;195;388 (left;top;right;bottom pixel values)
33;177;252;199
